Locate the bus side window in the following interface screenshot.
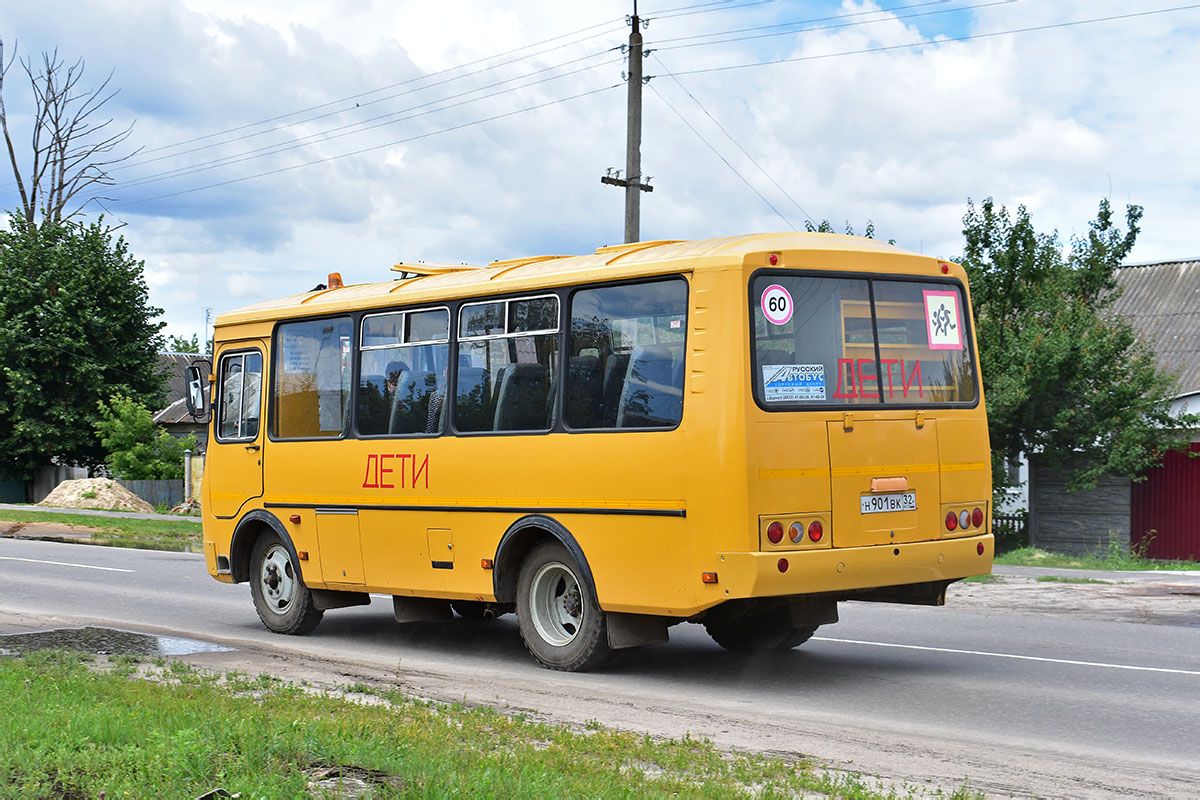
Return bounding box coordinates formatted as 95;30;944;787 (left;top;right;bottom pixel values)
567;279;687;430
274;317;352;439
216;351;262;441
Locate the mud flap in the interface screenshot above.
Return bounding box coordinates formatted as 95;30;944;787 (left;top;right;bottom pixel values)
606;612;670;649
392;596;453;623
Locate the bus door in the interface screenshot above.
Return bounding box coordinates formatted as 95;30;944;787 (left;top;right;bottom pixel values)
209;345;266;518
827;417;940;547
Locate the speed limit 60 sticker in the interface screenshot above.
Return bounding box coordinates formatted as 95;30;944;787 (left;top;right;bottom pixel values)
761;284;793;325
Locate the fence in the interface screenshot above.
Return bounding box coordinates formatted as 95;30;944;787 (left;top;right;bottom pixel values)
119;479;185;510
993;512;1028;552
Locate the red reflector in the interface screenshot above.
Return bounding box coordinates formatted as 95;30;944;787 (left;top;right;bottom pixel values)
769;253;779;265
480;559;494;570
977;542;985;556
945;511;958;531
972;507;984;528
701;572;719;584
808;520;824;542
777;558;789;573
289;514;301;524
767;521;784;544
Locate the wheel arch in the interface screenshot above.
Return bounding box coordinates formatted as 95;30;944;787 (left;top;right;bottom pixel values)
493;515;596;604
230;509;304;584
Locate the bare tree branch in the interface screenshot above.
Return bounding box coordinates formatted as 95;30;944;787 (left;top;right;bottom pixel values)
0;38;137;232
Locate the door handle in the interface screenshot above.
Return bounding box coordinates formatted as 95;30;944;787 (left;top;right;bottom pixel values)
245;444;260;452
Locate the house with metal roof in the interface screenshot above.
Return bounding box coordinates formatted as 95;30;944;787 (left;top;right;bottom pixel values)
1029;259;1199;560
1113;259;1200;560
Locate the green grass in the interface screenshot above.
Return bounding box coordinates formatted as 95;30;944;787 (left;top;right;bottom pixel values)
0;651;984;800
0;509;200;551
960;574;1000;584
994;545;1198;572
1034;576;1111;585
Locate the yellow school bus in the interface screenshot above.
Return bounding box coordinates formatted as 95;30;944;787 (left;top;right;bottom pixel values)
190;233;993;671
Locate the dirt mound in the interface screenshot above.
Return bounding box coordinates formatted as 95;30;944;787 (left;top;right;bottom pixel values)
38;478;155;513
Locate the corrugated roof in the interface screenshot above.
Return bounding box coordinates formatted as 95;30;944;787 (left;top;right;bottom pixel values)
1112;260;1200;395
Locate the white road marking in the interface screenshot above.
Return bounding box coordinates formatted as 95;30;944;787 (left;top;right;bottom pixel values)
814;636;1200;676
0;556;134;573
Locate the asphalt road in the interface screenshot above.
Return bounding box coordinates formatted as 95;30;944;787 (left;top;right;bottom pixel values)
2;537;1197;797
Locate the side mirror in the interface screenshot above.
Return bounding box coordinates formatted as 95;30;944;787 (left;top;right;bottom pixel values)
185;364;209;418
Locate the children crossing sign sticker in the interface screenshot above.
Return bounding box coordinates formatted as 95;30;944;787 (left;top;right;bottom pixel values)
923;290;963;350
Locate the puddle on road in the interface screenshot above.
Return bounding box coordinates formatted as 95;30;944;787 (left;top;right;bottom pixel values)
0;626;234;656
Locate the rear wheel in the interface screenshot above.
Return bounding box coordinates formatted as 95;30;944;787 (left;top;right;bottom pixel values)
250;531;323;634
705;606;816;652
516;541;610;671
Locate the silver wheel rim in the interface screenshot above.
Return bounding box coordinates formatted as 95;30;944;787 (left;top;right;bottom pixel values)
259;544;297;616
529;561;583;647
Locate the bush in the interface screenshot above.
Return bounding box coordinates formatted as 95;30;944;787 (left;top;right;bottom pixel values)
94;394;196;480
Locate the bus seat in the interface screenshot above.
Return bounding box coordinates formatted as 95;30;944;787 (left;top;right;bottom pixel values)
616;345;682;428
566;354;602;427
493;362;548;431
386;368;413;434
601;352;630;426
453;364;490;431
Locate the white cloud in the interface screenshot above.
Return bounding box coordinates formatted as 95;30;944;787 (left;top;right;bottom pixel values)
1;0;1196;338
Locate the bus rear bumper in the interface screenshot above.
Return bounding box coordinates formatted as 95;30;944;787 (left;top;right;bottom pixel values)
712;533;994;605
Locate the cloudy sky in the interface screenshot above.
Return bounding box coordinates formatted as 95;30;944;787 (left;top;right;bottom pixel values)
2;0;1197;344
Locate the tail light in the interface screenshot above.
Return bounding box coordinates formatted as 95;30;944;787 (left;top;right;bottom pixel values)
788;522;804;543
945;511;958;531
767;521;784;544
808;520;824;542
972;507;984;528
959;510;971;530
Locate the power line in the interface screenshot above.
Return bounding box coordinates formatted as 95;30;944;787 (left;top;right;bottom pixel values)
657;0;1018;51
667;4;1200;76
111;53;623;193
648;81;798;230
652;0;959;45
135;16;628;158
112;83;622;209
652;53;815;226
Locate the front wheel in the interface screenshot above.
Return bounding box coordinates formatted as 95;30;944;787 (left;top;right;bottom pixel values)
250;531;323;635
516;541;610;671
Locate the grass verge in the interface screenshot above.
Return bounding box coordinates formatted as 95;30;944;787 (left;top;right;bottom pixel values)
0;650;983;799
0;509;200;552
1034;576;1111;585
994;546;1198;572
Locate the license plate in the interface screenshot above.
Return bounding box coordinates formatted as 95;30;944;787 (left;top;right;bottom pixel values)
860;492;917;514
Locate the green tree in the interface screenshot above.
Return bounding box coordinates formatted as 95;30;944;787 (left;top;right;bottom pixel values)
0;214;166;478
167;334;200;353
958;198;1197;490
94;394;196;480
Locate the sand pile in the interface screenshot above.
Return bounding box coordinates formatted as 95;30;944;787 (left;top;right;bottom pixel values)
39;478;156;513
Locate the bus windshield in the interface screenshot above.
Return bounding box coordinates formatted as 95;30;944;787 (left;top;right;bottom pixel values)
752;274;978;408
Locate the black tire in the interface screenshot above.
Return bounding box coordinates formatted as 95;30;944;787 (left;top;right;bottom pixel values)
704;606;816;652
451;601;488;620
516;541;610;672
249;531;323;635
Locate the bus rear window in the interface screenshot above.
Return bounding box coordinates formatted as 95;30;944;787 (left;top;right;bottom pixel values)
751;274;977;408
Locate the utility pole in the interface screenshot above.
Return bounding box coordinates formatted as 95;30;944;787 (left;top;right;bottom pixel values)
601;1;653;243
